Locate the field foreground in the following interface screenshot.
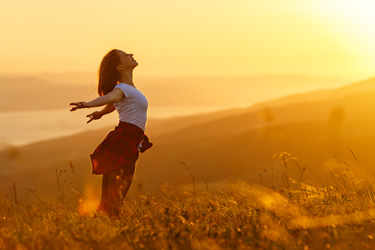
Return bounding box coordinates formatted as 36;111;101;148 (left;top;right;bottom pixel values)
2;159;375;250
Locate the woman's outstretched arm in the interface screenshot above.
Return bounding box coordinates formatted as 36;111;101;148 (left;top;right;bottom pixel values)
86;104;116;123
70;88;124;111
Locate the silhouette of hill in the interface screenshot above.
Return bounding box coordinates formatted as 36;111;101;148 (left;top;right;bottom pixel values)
0;76;97;111
0;74;349;111
137;77;375;189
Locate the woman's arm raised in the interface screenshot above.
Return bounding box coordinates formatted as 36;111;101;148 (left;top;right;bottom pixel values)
86;104;116;123
70;88;124;111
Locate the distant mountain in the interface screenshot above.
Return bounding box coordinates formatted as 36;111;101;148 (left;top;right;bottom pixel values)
249;76;375;110
1;76;373;198
138;75;350;107
0;74;350;111
0;76;97;111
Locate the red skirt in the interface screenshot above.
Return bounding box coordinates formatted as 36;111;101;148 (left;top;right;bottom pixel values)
90;122;145;175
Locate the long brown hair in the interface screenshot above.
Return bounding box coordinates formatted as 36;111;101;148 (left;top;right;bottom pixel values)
97;49;121;96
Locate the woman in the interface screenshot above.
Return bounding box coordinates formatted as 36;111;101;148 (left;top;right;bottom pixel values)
70;49;152;216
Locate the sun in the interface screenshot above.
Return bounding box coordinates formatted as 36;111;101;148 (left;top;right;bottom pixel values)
309;0;375;43
304;0;375;77
311;0;375;20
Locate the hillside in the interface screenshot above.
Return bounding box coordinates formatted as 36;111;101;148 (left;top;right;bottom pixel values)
138;78;375;189
1;77;375;198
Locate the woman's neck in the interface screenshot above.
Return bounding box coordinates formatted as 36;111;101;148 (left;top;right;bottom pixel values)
119;70;135;87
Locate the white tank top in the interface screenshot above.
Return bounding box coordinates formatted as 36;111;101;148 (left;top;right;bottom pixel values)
113;83;148;131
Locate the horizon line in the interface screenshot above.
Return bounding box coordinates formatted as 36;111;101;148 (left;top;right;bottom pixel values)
0;71;362;81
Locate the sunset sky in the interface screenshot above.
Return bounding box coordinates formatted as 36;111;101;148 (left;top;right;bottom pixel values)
1;0;375;79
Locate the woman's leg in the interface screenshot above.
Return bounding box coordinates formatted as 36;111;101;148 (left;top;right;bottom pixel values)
119;164;136;201
96;175;109;214
107;164;136;216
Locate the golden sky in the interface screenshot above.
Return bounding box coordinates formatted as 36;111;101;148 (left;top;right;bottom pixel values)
1;0;375;79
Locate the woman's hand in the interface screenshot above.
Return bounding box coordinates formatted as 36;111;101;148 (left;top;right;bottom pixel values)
70;102;87;111
86;111;103;123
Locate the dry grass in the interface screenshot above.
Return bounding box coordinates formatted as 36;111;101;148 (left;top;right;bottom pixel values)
2;153;375;249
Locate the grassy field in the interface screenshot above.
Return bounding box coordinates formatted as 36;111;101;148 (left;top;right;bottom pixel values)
2;154;375;249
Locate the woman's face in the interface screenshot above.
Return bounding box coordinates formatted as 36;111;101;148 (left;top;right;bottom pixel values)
117;50;138;69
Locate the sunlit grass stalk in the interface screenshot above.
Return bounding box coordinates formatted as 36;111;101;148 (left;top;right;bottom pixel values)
347;147;358;163
264;169;275;190
203;177;209;192
69;160;85;199
56;169;67;204
282;156;290;189
181;161;196;198
12;182;17;204
259;173;271;188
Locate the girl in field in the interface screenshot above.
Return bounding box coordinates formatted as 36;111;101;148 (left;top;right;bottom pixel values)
70;49;152;216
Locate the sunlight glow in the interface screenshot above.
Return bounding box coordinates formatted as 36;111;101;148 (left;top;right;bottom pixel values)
302;0;375;77
315;0;375;22
310;0;375;53
78;183;100;216
1;0;375;78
